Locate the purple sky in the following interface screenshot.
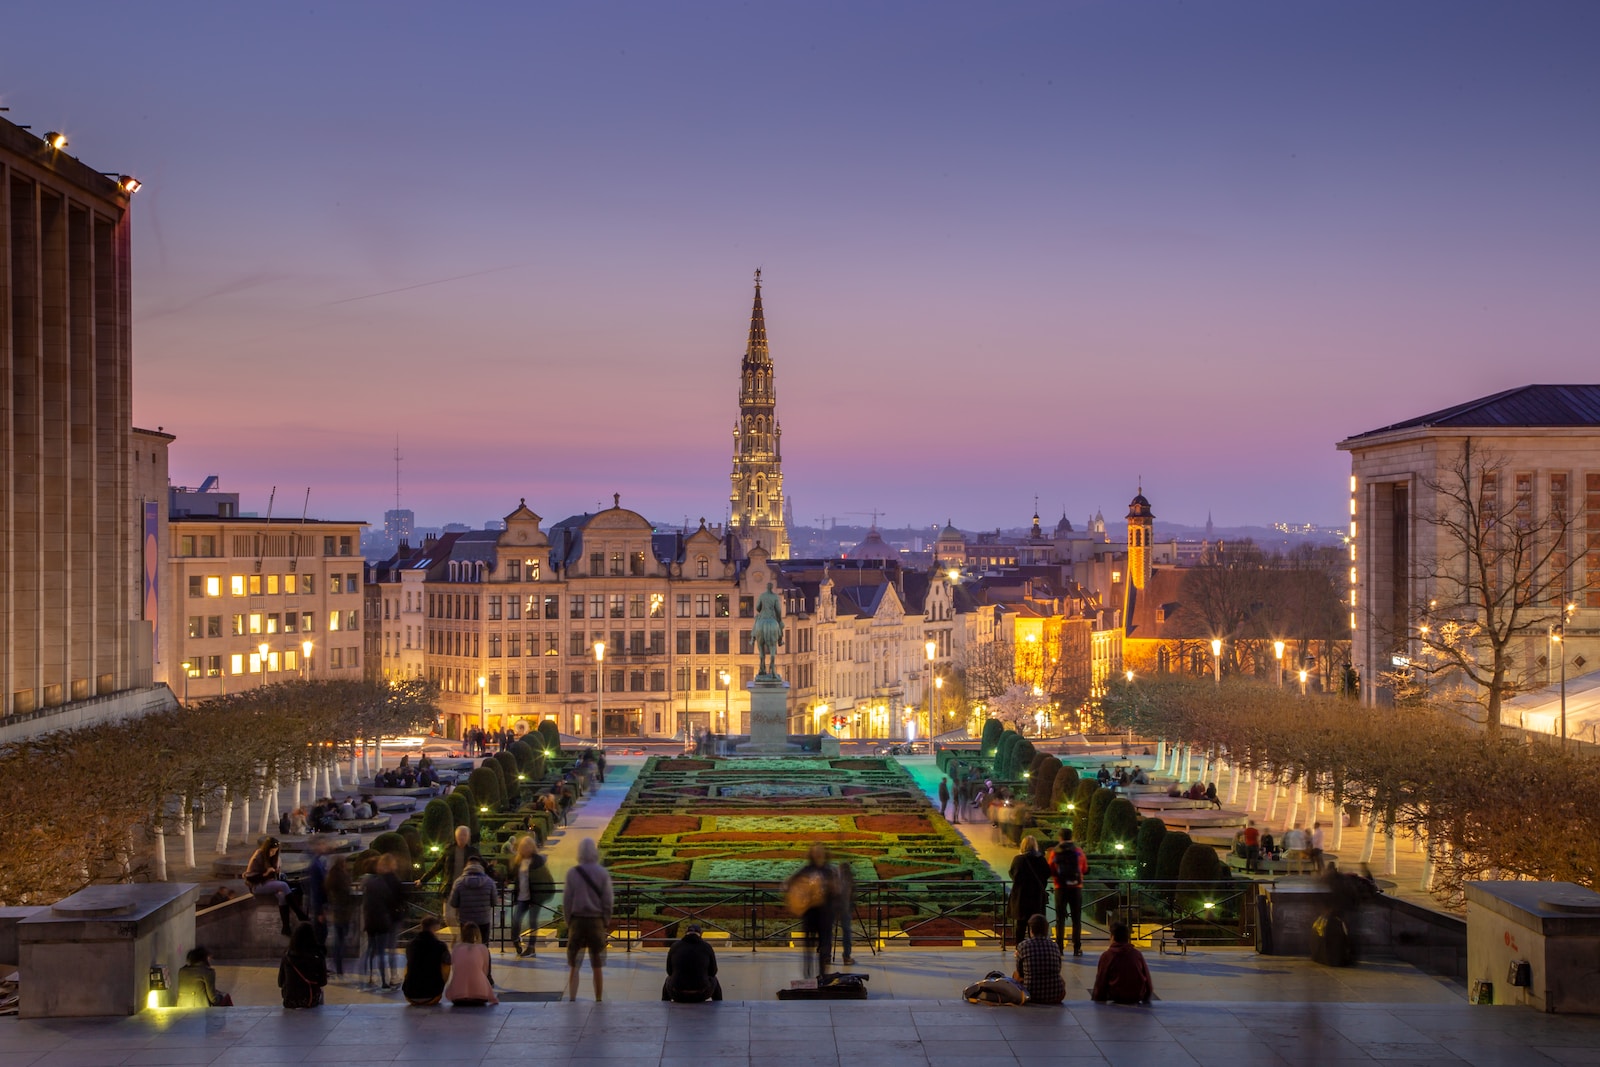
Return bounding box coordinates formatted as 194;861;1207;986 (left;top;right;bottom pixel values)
6;2;1597;531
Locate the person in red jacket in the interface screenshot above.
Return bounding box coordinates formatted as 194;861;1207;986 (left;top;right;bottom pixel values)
1091;923;1153;1005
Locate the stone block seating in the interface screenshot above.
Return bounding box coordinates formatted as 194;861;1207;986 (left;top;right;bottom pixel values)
1225;852;1336;877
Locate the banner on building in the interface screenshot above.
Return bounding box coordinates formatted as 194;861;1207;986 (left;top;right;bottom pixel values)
144;501;160;662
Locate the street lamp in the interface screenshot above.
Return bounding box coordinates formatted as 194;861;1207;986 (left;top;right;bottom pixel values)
1298;668;1308;697
301;639;313;679
1210;638;1222;685
594;642;605;747
719;670;731;734
1273;640;1285;687
1552;602;1576;747
258;641;269;679
180;661;192;704
925;640;937;741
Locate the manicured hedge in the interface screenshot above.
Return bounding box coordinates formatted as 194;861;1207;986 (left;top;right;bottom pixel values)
1100;797;1139;849
421;798;454;847
1155;830;1194;881
980;718;1003;754
536;720;562;753
1051;765;1079;811
1135;817;1167;878
1081;788;1114;851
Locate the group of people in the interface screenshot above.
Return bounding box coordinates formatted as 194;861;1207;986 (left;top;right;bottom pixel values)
1234;819;1327;871
1166;781;1223;808
462;726;517;757
1096;764;1150;787
275;793;382;836
1004;912;1153;1006
937;772;1010;825
374;754;443;791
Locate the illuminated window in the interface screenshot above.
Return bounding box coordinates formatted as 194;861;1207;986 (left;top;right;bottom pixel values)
232;614;244;636
231;653;244;675
249;575;262;595
301;612;314;633
230;575;245;596
266;614;279;635
248;653;263;674
284;650;298;671
329;611;341;632
283;612;297;634
248;613;263;635
266;574;279;595
267;652;281;672
650;593;665;619
207;574;223;597
285;574;297;595
527;559;540;581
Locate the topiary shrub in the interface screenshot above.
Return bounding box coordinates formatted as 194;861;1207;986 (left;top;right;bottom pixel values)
1155;831;1194;881
421;798;454;848
537;719;561;754
1135;817;1167;879
370;831;411;869
992;731;1016;778
509;739;536;774
350;847;381;879
493;751;519;794
1100;797;1139;852
1033;755;1062;807
1081;788;1114;851
1013;739;1037;784
1069;779;1099;837
980;718;1003;755
397;824;423;864
447;785;479;840
1051;765;1080;810
467;766;503;809
1177;842;1223;882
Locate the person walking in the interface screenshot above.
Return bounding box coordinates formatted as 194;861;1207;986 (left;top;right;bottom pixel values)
1008;835;1051;947
833;859;857;967
361;853;405;989
563;838;613;1002
324;853;355;976
938;777;951;819
785;844;837;979
508;835;555;957
1049;828;1087;956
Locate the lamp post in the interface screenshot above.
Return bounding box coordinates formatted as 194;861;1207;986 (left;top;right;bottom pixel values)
258;641;270;682
925;640;936;742
1210;638;1222;685
935;675;944;725
594;642;605;747
1553;602;1575;748
1274;640;1285;687
719;670;731;735
1298;668;1308;697
301;639;313;679
180;661;192;705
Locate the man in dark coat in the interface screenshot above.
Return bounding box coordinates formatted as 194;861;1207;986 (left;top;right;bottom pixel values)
661;923;722;1001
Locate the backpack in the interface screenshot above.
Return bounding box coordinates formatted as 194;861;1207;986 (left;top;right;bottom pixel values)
963;970;1026;1005
1051;845;1083;888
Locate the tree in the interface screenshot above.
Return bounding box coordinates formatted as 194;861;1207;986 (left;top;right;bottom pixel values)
1401;440;1581;737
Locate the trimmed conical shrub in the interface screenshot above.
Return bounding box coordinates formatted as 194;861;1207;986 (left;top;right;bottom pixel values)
980;718;1003;754
1155;831;1194;881
1051;765;1080;811
421;797;454;848
1135;817;1167;878
1100;797;1139;852
1081;788;1114;851
537;719;561;754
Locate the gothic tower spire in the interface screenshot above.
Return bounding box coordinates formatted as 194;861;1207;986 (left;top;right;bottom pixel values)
729;270;790;559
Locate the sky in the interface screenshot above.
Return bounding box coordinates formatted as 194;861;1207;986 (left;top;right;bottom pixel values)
5;2;1597;532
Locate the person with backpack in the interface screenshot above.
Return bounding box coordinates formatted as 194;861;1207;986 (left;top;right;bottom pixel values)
1049;828;1088;956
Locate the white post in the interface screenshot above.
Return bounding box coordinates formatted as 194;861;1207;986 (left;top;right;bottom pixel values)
350;741;360;786
1331;794;1345;853
215;790;234;855
1155;740;1167;770
1284;785;1300;833
257;780;273;838
375;735;384;775
1246;772;1260;812
1383;827;1398;876
1267;782;1281;821
1180;746;1191;782
239;794;251;844
1420;849;1435;892
152;819;167;882
292;773;303;811
1226;763;1241;806
1360;820;1376;864
183;803;197;869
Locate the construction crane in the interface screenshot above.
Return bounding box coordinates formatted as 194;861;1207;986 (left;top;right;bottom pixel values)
845;509;886;529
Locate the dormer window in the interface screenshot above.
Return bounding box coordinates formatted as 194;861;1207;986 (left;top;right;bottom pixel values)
526;558;540;581
697;555;709;578
507;559;522;582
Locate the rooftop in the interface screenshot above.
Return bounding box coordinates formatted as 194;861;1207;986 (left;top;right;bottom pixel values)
1340;384;1600;445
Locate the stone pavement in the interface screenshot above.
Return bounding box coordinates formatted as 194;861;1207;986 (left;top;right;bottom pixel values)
4;995;1600;1066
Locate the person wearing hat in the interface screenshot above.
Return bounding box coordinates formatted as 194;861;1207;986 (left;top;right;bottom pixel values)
662;922;722;1002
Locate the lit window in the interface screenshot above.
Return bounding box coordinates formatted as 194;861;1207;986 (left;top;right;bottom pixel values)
284;650;298;671
249;653;263;674
650;593;665;619
231;653;245;675
249;575;262;595
248;613;263;635
206;576;221;597
285;574;297;595
230;575;245;596
266;614;279;634
267;574;279;595
267;652;281;672
329;611;341;632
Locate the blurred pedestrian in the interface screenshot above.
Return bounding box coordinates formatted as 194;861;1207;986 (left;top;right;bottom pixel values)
509;835;555;957
279;922;328;1009
785;844;837;979
361;853;406;989
563;837;613;1002
834;859;856;967
1049;828;1086;956
938;777;951;819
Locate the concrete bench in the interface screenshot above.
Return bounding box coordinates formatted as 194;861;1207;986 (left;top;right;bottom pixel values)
1225;852;1335;877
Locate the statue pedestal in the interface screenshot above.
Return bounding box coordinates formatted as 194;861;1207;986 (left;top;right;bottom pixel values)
735;676;793;756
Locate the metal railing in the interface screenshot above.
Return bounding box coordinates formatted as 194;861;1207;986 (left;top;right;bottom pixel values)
396;877;1265;956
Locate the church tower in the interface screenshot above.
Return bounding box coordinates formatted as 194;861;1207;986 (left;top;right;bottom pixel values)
1126;486;1153;593
729;271;790;559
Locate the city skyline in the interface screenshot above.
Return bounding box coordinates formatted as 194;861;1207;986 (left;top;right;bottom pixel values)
4;2;1596;528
